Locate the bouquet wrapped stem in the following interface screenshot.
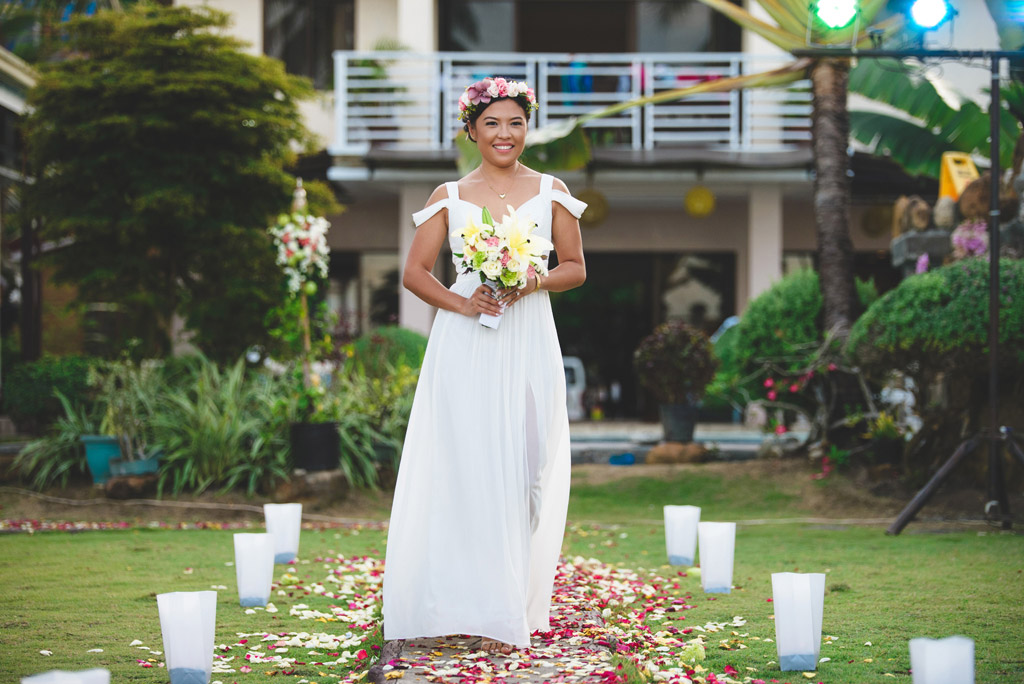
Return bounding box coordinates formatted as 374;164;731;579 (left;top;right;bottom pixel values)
452;205;552;329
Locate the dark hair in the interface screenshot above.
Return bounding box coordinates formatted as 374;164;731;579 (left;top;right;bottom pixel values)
463;97;532;142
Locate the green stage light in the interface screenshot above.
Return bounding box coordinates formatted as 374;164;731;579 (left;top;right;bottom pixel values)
814;0;858;29
909;0;953;30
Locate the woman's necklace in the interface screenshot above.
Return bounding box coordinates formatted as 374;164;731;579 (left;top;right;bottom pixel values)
480;162;520;200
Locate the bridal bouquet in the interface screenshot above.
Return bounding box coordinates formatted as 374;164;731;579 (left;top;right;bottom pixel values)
453;205;553;329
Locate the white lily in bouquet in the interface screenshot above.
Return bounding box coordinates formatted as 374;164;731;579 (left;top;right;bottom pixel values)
453;205;552;328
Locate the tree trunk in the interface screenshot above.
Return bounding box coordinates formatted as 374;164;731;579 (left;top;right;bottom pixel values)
811;58;857;338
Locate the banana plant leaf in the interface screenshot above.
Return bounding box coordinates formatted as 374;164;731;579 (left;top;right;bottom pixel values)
456;59;810;174
849;58;960;129
849;111;955;178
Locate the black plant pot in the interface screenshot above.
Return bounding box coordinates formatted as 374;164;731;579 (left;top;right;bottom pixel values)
289;422;340;472
659;403;699;443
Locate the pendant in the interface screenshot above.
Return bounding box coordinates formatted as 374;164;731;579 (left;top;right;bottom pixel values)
498;193;507;199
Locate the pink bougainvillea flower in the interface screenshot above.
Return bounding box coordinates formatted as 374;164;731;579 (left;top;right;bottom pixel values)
239;665;252;673
828;363;837;371
767;390;777;401
724;664;739;675
763;378;775;388
789;384;799;393
775;424;788;435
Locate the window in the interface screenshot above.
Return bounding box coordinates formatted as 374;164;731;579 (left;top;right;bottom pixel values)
439;0;741;54
264;0;355;89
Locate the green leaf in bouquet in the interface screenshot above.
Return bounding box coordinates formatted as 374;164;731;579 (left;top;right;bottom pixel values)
481;206;495;225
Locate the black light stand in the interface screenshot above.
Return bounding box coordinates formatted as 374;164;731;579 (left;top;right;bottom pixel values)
791;48;1024;533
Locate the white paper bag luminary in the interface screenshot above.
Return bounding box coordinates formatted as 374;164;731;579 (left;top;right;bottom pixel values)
157;591;217;684
771;572;826;671
21;670;110;684
697;521;735;593
663;505;701;565
909;636;974;684
233;533;275;607
263;503;302;563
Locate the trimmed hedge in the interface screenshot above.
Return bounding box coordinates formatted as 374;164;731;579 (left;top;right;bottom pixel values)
849;258;1024;376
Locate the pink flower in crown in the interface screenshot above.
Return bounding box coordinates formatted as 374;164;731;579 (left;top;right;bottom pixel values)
486;80;501;98
527;87;535;102
493;77;509;96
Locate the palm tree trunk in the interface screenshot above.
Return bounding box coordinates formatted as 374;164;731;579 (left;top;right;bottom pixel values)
811;57;857;337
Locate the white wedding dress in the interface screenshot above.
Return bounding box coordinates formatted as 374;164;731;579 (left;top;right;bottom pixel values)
382;174;587;648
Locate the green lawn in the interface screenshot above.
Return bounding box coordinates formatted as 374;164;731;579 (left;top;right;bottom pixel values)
1;468;1022;683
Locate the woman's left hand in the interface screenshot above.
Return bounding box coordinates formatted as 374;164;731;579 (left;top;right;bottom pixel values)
497;276;538;308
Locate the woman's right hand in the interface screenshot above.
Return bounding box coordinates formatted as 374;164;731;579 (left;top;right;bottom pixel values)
460;284;504;318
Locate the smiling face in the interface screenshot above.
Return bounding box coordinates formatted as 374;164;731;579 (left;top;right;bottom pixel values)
468;98;528;168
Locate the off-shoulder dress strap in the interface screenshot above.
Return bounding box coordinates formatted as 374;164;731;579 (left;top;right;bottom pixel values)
551;180;588;219
411;182;459;227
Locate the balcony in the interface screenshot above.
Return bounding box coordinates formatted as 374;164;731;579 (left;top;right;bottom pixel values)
329;51;812;159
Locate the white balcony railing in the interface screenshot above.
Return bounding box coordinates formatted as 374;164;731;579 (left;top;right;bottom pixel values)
330;51;811;155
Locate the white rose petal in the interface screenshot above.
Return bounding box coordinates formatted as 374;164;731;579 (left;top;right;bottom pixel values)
88;648;104;653
40;650;53;656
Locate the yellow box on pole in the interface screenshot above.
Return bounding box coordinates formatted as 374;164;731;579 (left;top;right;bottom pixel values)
938;152;979;201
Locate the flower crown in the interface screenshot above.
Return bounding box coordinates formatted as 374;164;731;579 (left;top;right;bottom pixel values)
458;77;538;124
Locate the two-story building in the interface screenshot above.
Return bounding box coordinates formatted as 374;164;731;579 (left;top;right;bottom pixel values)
177;0;993;413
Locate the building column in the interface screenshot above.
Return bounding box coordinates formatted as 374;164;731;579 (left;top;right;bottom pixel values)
396;0;437;52
398;185;436;335
744;184;783;310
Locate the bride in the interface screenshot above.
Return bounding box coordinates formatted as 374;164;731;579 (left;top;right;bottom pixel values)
382;76;588;656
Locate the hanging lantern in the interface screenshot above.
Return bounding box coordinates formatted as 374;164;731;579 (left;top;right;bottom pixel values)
576;188;609;227
685;185;716;218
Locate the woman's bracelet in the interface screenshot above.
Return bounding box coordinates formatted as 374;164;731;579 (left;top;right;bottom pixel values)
535;273;543;292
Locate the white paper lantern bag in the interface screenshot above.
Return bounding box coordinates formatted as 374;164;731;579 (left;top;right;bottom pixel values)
771;572;826;671
664;505;701;565
264;503;302;563
697;521;735;593
157;590;217;684
909;636;974;684
233;533;275;607
21;670;110;684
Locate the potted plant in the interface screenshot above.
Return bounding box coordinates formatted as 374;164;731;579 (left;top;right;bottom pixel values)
267;180;338;472
89;353;163;477
15;390;102;488
633;321;719;443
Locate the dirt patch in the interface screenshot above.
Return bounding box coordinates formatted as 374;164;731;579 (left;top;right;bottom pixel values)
2;458;1021;528
570;458;1024;525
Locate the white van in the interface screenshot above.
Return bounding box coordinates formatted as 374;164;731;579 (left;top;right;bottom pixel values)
563;356;586;422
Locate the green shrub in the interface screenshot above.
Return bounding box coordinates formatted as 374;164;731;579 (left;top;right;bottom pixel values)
732;269;877;377
848;258;1024;482
348;326;427;377
2;355;95;433
849;258;1024;375
633;321;719;404
13;391;99;489
153;355;285;496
